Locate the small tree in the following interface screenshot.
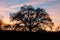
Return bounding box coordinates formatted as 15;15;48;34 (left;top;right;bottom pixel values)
0;15;3;28
0;19;2;27
10;5;54;32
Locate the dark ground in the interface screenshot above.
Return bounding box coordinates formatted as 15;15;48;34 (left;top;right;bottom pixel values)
0;30;60;40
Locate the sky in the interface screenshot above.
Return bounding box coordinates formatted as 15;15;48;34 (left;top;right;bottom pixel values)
0;0;60;31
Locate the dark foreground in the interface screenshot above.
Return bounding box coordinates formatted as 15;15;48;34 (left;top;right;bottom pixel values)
0;30;60;40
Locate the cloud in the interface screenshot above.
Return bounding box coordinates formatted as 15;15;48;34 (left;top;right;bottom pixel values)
0;0;57;12
8;0;57;9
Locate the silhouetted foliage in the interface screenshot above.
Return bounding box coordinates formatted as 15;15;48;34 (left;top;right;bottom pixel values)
10;5;54;32
0;19;2;27
0;16;3;27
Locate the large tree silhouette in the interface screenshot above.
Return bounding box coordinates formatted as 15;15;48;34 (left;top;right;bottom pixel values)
10;5;54;32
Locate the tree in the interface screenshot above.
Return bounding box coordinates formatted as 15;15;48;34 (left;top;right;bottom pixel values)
0;16;4;30
0;19;2;27
10;5;54;32
56;26;60;32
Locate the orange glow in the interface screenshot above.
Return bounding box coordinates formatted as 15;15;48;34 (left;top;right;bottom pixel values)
2;17;17;25
2;17;10;24
0;15;60;32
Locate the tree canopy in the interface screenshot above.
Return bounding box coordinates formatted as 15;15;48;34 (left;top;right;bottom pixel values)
10;5;54;32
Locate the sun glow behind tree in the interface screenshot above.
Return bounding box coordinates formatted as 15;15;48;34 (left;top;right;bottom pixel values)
0;5;60;32
9;5;54;32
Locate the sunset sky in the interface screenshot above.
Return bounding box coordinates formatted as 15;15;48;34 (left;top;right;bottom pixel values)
0;0;60;31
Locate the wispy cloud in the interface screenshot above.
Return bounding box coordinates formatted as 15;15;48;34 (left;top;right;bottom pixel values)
0;0;57;12
8;0;57;9
0;8;19;12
